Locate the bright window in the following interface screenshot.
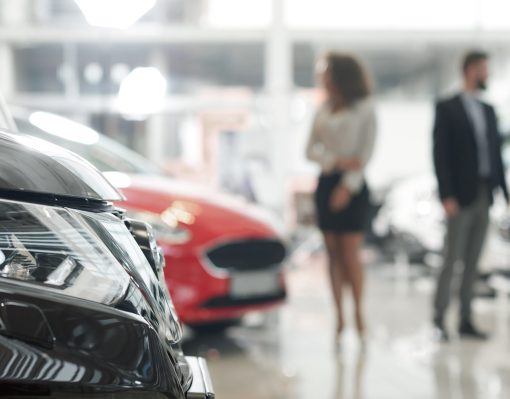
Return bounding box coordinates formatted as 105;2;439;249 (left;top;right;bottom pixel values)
205;0;272;28
285;0;479;30
481;0;510;29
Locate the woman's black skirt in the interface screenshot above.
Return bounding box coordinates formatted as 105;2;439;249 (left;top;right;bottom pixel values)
314;172;370;233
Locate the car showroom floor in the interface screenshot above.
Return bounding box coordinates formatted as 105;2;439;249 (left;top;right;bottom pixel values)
183;250;510;399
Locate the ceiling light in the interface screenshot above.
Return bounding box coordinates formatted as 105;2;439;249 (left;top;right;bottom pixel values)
74;0;156;29
117;67;167;118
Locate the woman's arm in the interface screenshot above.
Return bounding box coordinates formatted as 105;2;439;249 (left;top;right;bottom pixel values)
335;158;362;171
341;104;377;191
306;110;336;169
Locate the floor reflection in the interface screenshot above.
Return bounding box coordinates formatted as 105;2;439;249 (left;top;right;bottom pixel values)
432;340;508;399
433;346;479;399
333;348;366;399
183;320;297;399
184;254;510;399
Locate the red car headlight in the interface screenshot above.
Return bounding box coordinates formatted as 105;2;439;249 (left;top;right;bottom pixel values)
127;210;192;245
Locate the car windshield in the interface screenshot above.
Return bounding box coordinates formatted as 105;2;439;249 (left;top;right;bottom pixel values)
14;113;161;175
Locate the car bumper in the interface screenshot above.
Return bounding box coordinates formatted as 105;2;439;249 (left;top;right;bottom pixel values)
185;357;215;399
201;290;287;309
0;282;186;398
165;251;286;324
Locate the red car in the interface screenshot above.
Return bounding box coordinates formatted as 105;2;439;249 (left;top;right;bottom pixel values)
13;110;287;327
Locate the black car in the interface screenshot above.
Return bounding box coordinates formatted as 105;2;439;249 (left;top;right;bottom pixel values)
0;130;214;398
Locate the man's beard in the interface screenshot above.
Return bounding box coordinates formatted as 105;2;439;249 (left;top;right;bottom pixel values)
477;80;487;90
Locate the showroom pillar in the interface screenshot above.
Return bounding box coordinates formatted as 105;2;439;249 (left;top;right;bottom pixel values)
0;0;24;101
0;0;29;26
265;0;292;210
0;45;13;100
146;50;168;164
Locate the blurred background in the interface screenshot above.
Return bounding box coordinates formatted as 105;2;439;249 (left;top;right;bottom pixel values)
3;0;510;211
2;1;510;398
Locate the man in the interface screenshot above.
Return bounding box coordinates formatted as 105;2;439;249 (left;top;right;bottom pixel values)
432;50;509;341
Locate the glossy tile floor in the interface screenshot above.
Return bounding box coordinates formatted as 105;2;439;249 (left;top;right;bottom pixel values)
183;251;510;399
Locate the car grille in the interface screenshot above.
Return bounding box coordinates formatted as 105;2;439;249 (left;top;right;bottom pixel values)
202;290;286;308
206;239;286;271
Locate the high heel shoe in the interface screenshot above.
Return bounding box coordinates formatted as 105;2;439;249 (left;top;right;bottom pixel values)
336;321;344;339
355;314;367;345
334;322;344;352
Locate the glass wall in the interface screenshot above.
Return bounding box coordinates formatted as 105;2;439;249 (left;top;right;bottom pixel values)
14;45;64;93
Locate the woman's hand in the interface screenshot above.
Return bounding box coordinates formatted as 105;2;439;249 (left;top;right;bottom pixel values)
335;158;362;171
442;198;459;218
330;185;351;211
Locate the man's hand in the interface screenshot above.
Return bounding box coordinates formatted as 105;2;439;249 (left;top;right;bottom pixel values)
330;185;351;211
442;198;459;218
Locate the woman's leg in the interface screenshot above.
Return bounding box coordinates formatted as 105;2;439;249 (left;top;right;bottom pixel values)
323;231;346;335
338;233;366;336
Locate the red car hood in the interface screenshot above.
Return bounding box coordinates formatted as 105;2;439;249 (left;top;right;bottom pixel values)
109;174;281;245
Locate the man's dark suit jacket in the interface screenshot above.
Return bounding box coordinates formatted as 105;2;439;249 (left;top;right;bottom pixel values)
433;94;509;207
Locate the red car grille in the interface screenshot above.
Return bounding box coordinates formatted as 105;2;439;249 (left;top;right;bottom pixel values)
206;239;286;271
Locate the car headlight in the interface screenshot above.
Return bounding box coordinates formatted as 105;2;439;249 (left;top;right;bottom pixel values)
0;200;130;305
127;210;192;245
78;208;182;343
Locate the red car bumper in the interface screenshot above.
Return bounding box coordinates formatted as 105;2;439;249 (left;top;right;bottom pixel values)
162;240;286;325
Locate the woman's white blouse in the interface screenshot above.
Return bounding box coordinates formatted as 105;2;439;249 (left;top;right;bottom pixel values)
306;97;377;193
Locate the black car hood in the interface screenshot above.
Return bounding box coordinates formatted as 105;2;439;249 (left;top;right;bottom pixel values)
0;129;123;202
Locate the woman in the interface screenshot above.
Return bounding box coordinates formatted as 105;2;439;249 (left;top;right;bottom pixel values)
306;52;376;344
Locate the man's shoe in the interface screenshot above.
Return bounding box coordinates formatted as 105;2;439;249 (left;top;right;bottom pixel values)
433;319;449;342
459;320;489;340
